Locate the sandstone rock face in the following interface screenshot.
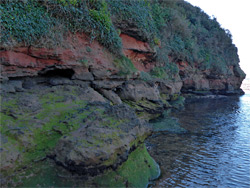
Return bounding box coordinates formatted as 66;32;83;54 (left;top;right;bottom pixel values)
92;80;124;89
176;61;245;94
156;79;183;95
115;80;180;120
1;32;244;96
99;89;123;105
0;33;117;80
117;80;160;102
120;34;156;72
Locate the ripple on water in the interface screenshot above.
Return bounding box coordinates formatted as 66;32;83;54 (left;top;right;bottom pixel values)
147;94;250;188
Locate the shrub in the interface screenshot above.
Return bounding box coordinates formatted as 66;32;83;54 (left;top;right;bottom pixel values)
150;67;168;79
0;0;122;54
152;0;241;77
113;56;137;76
0;0;52;45
46;0;122;54
150;62;179;80
107;0;159;43
140;71;152;81
56;0;78;6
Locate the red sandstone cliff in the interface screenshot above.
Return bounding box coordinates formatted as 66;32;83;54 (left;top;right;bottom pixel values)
0;31;245;96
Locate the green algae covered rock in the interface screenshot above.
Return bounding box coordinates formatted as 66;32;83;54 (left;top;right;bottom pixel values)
0;84;152;186
53;102;151;176
0;85;97;185
4;144;159;187
124;99;165;120
95;144;160;188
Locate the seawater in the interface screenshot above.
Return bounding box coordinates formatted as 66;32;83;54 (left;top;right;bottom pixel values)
147;92;250;188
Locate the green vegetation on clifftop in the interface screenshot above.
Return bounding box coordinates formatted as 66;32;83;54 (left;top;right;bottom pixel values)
1;0;244;78
0;0;122;54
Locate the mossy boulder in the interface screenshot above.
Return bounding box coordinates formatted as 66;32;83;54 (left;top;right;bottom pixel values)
94;144;160;188
0;85;94;183
125;99;165;120
0;83;152;186
53;103;151;175
4;144;159;188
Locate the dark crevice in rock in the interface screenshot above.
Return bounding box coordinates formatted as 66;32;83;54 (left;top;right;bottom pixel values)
39;68;75;78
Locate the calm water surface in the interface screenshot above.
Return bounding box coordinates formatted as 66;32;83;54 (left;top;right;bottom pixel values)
147;93;250;188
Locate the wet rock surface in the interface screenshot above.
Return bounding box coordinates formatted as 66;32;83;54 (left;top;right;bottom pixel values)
53;103;151;176
0;78;153;186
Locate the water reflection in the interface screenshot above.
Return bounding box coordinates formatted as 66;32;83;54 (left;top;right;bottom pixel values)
147;94;250;188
